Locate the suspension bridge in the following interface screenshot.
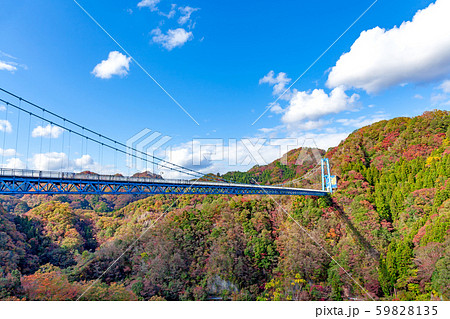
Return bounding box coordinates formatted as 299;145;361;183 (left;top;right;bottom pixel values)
0;88;335;196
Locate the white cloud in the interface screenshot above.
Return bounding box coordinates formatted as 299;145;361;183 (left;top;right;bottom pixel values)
0;51;17;60
32;124;64;138
0;104;6;111
296;119;330;131
430;79;450;106
414;94;424;99
0;61;17;72
0;148;17;157
281;87;359;128
92;51;131;79
160;4;177;18
32;152;69;171
138;0;177;18
30;153;112;173
178;6;199;25
259;71;292;96
258;126;283;135
288;132;350;151
269;103;284;114
440;79;450;93
336;114;387;128
137;0;160;11
2;158;25;169
0;120;12;133
327;0;450;93
0;51;27;72
431;92;448;105
151;28;193;50
74;154;94;169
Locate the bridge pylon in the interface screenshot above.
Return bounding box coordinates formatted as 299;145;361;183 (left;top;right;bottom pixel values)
321;158;337;193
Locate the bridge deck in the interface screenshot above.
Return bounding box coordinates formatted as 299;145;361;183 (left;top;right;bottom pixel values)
0;169;328;196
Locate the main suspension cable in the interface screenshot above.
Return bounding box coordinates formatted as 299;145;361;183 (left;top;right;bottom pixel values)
0;88;225;181
0;97;225;181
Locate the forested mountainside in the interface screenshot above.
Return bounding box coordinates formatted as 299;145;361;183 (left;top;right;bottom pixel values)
222;148;325;186
0;110;449;301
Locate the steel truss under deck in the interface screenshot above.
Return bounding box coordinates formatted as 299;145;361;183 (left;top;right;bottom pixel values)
0;170;328;196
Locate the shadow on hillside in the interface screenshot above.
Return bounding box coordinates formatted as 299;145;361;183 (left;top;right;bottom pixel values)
331;199;381;261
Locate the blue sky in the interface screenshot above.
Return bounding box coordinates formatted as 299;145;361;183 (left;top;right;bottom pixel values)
1;0;450;177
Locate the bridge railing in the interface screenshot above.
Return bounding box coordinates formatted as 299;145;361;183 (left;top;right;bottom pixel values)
0;168;197;184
